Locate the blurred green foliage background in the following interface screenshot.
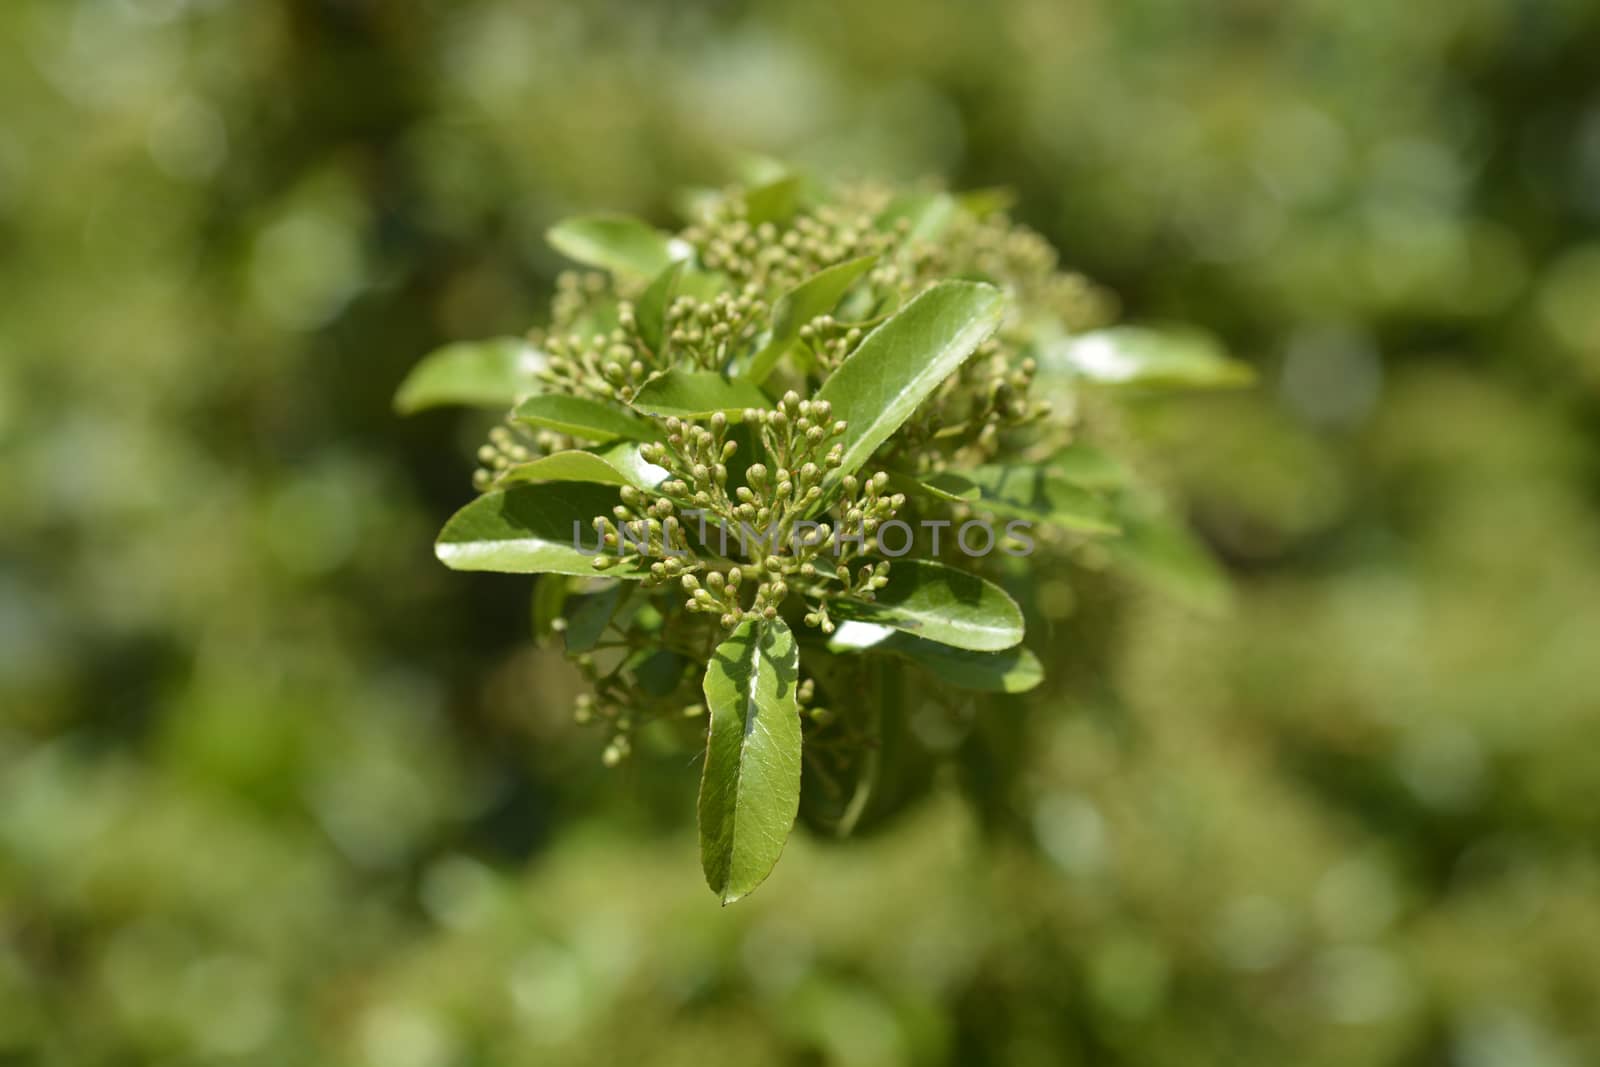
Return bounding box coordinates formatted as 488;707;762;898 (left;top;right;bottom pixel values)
3;0;1600;1064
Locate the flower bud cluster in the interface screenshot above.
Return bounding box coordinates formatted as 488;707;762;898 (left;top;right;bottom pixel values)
663;289;770;372
550;269;612;324
458;178;1129;748
474;180;1110;496
537;325;648;404
472;424;569;491
797;314;868;373
891;338;1053;471
682;195;895;295
587;392;906;637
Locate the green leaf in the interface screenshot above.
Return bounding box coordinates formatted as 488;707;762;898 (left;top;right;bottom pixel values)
513;395;663;443
875;191;958;242
912;465;1119;534
632;263;729;356
698;618;802;905
495;450;636;488
435;483;639;578
814;281;1006;499
832;560;1023;652
592;441;671;490
743;254;879;385
1047;326;1256;389
635;261;684;355
630;648;691;697
393;337;544;415
743;175;802;227
885;634;1042;693
826;622;1043;693
546;214;688;280
631;370;769;418
563;583;622;653
797;653;926;839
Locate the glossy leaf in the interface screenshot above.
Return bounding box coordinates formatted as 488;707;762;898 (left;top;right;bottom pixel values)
435;483;639;578
393;337;544;414
884;634;1042;693
743;254;879;385
635;261;684;355
825;623;1042;693
496;450;637;489
698;618;802;905
814;281;1006;499
592;441;671;489
1047;326;1255;389
914;465;1119;534
832;559;1023;652
824;620;896;651
631;370;769;418
546;214;688;280
513;395;662;443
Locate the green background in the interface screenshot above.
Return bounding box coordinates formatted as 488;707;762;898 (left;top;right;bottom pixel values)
3;0;1599;1063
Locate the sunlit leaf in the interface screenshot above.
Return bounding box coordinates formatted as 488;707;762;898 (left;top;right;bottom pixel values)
743;254;879;385
833;559;1023;652
881;634;1042;692
631;370;769;418
698;618;802;904
814;281;1005;500
393;337;544;414
513;394;663;443
1046;326;1255;389
435;483;638;577
911;465;1120;534
827;625;1043;693
592;441;671;489
635;261;684;356
546;214;689;280
495;450;637;488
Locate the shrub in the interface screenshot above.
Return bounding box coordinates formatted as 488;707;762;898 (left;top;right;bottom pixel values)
398;173;1248;901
